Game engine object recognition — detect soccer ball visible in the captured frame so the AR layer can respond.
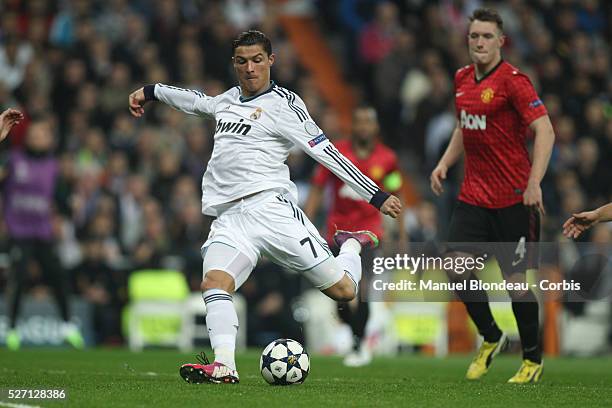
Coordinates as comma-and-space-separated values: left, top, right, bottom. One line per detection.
259, 338, 310, 385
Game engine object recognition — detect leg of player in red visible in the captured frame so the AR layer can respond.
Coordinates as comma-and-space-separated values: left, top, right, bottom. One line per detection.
431, 8, 554, 383
335, 231, 378, 366
304, 106, 404, 367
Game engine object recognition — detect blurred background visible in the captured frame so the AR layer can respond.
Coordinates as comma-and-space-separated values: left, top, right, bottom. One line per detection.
0, 0, 610, 356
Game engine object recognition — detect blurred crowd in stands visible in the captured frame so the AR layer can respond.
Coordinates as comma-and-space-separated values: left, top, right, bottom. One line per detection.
0, 0, 610, 345
319, 0, 611, 238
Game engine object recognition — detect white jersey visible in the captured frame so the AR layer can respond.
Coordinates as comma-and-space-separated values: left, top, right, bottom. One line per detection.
152, 82, 383, 216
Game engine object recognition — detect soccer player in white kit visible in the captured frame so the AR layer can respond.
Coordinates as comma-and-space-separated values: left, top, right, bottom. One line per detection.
128, 30, 401, 384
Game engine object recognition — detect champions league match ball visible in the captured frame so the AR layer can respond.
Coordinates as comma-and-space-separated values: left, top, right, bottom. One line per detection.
260, 338, 310, 385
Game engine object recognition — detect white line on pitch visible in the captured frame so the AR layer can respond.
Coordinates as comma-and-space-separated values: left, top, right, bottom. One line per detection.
0, 401, 43, 408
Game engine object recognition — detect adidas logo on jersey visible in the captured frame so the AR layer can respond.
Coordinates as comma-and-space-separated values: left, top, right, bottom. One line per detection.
215, 119, 252, 136
460, 109, 487, 130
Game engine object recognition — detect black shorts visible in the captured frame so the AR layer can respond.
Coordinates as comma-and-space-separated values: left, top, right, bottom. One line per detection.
447, 200, 540, 276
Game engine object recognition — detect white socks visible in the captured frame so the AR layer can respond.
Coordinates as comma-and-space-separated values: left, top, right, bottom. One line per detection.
203, 289, 238, 371
336, 238, 363, 290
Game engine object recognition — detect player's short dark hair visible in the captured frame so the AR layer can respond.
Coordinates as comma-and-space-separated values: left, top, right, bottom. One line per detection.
232, 30, 272, 56
469, 8, 504, 32
353, 104, 378, 122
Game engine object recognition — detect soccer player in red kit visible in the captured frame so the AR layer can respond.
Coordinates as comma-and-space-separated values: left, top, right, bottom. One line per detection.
305, 105, 404, 366
430, 8, 555, 383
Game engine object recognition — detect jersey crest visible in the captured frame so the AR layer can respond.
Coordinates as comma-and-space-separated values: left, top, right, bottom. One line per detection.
250, 107, 263, 120
481, 87, 495, 103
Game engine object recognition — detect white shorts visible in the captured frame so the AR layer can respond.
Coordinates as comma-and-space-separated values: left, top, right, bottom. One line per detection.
201, 190, 345, 290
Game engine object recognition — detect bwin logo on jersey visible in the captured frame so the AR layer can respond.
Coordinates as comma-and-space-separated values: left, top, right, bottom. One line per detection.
460, 109, 486, 130
215, 119, 252, 135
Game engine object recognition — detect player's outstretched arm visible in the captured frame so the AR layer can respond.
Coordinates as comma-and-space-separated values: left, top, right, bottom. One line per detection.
274, 91, 401, 216
430, 124, 463, 196
129, 84, 217, 118
0, 108, 24, 142
563, 203, 612, 239
128, 87, 148, 118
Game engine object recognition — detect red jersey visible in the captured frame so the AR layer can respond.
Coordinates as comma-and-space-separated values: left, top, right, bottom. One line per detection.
311, 139, 400, 242
454, 60, 547, 208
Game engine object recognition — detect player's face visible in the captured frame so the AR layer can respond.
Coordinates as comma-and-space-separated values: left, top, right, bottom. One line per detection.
352, 109, 379, 144
233, 44, 275, 97
467, 20, 504, 67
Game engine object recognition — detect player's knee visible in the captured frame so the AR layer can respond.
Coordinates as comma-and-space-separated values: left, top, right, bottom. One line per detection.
506, 272, 531, 300
322, 276, 356, 302
444, 251, 477, 281
507, 283, 532, 300
329, 286, 356, 302
201, 269, 235, 293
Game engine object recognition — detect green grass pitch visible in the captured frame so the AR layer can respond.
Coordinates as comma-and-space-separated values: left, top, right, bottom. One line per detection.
0, 349, 610, 407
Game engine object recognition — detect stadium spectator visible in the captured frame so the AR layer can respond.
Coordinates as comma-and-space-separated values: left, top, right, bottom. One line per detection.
2, 115, 84, 351
72, 237, 124, 345
0, 35, 33, 92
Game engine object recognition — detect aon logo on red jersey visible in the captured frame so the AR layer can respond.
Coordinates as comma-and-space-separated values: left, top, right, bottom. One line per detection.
460, 110, 487, 130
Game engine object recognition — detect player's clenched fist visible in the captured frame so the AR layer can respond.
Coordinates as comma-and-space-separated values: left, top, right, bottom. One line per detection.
128, 87, 147, 117
381, 195, 402, 218
430, 163, 448, 196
